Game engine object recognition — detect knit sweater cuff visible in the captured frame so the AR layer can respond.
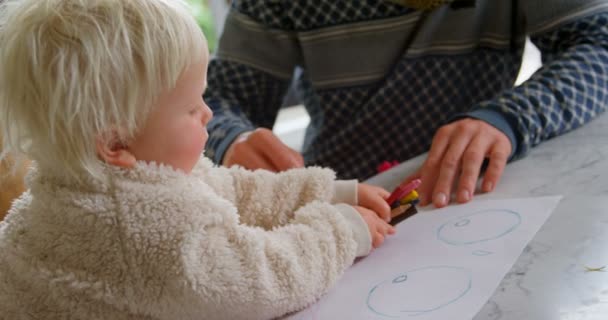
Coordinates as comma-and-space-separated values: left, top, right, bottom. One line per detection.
332, 180, 358, 205
334, 203, 372, 257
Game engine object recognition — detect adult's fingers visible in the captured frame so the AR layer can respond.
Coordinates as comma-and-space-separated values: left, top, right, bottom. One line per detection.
224, 135, 276, 171
481, 140, 510, 193
456, 135, 490, 203
249, 129, 304, 171
432, 129, 473, 208
223, 128, 303, 172
241, 151, 278, 172
418, 126, 452, 205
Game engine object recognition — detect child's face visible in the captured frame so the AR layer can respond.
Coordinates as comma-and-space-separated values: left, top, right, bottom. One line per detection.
127, 60, 212, 173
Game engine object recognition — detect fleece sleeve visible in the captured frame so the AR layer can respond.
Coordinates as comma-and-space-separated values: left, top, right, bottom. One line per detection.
225, 166, 360, 230
129, 196, 370, 320
178, 201, 368, 320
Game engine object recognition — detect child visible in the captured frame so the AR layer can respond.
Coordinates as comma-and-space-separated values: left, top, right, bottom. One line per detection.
0, 0, 395, 319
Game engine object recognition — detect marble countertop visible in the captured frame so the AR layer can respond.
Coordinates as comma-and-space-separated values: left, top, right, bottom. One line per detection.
366, 114, 608, 320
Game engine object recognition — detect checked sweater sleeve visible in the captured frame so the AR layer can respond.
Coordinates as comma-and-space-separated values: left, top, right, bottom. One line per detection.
469, 11, 608, 159
203, 60, 292, 164
203, 7, 299, 164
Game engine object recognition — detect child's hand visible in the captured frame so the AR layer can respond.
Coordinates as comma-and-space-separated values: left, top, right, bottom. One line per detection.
358, 183, 392, 222
354, 205, 396, 248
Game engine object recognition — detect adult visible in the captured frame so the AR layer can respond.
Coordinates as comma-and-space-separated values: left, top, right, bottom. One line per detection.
204, 0, 608, 207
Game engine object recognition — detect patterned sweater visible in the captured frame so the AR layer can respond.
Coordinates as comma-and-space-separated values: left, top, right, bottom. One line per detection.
0, 158, 370, 320
204, 0, 608, 179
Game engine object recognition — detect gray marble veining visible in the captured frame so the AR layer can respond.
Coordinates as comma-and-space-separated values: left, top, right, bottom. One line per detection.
366, 114, 608, 319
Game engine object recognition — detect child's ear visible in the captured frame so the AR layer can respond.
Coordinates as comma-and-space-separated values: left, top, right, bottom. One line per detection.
95, 134, 136, 168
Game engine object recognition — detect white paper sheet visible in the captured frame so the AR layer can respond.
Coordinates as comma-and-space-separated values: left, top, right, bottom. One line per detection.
287, 196, 562, 320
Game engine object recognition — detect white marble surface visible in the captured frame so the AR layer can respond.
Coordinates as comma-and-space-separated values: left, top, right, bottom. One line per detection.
366, 114, 608, 320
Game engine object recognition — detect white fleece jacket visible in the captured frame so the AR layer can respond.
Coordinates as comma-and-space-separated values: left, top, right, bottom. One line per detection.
0, 157, 371, 320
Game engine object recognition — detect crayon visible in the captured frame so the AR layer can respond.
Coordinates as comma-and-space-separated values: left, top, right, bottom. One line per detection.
391, 203, 412, 219
386, 179, 422, 206
389, 203, 417, 226
399, 190, 419, 205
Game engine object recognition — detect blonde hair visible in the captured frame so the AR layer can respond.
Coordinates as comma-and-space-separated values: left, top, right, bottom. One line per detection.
0, 0, 207, 181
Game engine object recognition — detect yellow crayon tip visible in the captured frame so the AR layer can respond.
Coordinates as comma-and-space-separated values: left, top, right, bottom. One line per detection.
400, 190, 419, 205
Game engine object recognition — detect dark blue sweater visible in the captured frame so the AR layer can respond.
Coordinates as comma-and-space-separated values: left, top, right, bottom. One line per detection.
204, 0, 608, 179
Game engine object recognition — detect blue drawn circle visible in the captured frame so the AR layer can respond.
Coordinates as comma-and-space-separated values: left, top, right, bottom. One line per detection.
454, 219, 471, 227
437, 209, 521, 246
472, 249, 493, 256
392, 275, 408, 283
367, 266, 472, 318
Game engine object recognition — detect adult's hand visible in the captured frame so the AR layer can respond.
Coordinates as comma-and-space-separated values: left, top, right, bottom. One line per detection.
222, 128, 304, 171
410, 118, 512, 208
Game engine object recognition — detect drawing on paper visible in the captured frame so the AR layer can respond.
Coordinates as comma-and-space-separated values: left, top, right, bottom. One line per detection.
285, 197, 562, 320
471, 250, 493, 256
366, 266, 472, 318
437, 209, 521, 246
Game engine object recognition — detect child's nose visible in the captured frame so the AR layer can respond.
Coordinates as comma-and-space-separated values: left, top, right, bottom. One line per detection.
202, 103, 213, 124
